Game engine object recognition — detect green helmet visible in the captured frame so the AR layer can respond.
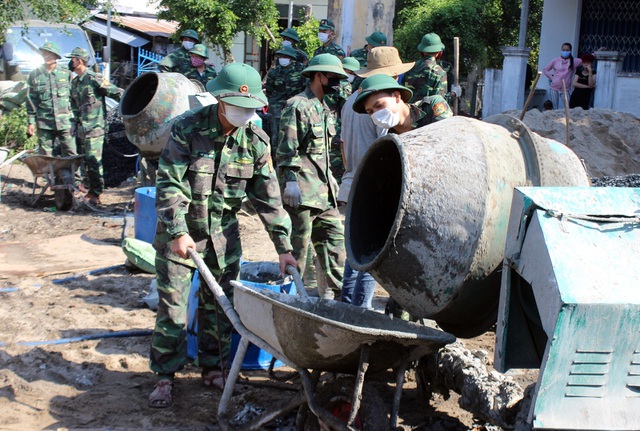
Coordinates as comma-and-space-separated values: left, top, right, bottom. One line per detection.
352, 74, 413, 114
65, 47, 90, 62
318, 19, 335, 31
275, 45, 297, 59
39, 41, 61, 59
206, 63, 267, 108
188, 44, 208, 58
341, 57, 360, 73
365, 31, 387, 48
180, 29, 200, 42
418, 33, 444, 53
280, 28, 300, 43
302, 54, 347, 78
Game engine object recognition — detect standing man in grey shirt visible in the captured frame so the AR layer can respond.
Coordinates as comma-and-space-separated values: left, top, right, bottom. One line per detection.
338, 46, 414, 307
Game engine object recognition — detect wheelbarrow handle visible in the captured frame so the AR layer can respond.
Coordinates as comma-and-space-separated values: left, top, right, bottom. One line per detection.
187, 248, 241, 326
285, 264, 309, 299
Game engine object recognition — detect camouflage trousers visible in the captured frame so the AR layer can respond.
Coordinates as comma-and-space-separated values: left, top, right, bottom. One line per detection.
36, 128, 76, 157
78, 135, 104, 196
268, 115, 281, 165
150, 252, 240, 378
288, 206, 345, 297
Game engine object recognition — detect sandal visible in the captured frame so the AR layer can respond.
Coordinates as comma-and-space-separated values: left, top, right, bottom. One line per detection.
201, 368, 226, 390
148, 379, 173, 408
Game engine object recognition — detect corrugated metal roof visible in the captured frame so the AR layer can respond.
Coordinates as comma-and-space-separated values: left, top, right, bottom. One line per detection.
83, 20, 150, 47
95, 14, 179, 38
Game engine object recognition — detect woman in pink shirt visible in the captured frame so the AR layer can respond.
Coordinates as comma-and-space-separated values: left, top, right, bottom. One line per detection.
543, 42, 582, 109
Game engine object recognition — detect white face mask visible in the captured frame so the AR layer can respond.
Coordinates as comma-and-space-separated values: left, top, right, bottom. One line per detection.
370, 107, 400, 129
182, 41, 195, 51
318, 32, 330, 44
222, 104, 255, 128
278, 57, 291, 67
346, 74, 355, 83
282, 40, 293, 47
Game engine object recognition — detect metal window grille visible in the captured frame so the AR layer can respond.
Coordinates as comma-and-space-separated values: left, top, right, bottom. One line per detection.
579, 0, 640, 73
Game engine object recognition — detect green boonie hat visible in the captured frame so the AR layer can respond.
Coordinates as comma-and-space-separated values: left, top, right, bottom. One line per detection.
302, 54, 347, 78
39, 42, 61, 59
180, 29, 200, 42
418, 33, 445, 53
206, 63, 267, 108
318, 19, 335, 31
365, 31, 387, 47
341, 57, 360, 72
280, 28, 300, 43
276, 45, 297, 59
65, 47, 90, 62
352, 74, 413, 114
188, 44, 208, 58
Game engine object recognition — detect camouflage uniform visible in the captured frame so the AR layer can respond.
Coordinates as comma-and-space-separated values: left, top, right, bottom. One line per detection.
151, 103, 293, 377
184, 66, 218, 86
350, 47, 368, 67
313, 42, 345, 59
26, 65, 76, 156
158, 47, 192, 74
402, 57, 448, 103
294, 48, 309, 65
391, 95, 452, 133
323, 80, 351, 183
276, 87, 346, 296
70, 70, 123, 196
264, 61, 306, 159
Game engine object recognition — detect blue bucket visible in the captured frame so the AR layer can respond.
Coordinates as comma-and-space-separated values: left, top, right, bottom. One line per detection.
186, 261, 294, 370
134, 187, 157, 244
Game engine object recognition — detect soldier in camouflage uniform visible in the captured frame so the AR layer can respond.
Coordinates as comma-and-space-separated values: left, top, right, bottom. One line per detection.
313, 19, 345, 59
280, 27, 309, 66
402, 33, 461, 104
26, 42, 77, 158
350, 31, 387, 68
158, 29, 200, 74
353, 74, 452, 132
183, 44, 217, 87
264, 45, 306, 162
276, 54, 347, 299
148, 63, 297, 409
67, 47, 124, 205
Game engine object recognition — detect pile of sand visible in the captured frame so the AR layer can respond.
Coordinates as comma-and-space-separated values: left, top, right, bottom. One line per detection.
507, 108, 640, 178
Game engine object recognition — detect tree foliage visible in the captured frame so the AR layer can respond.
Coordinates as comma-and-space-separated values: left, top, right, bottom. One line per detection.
394, 0, 543, 77
1, 0, 93, 41
157, 0, 280, 61
291, 13, 321, 59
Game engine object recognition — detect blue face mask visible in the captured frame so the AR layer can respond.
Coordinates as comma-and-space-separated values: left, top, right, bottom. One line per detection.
560, 51, 571, 58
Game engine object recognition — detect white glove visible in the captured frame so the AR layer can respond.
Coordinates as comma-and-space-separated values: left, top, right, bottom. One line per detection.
283, 181, 302, 208
451, 84, 462, 98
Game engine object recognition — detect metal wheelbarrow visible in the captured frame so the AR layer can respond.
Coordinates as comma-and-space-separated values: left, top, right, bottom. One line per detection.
188, 249, 456, 431
21, 154, 84, 210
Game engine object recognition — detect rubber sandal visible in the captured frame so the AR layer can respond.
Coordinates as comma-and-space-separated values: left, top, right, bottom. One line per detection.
148, 379, 173, 408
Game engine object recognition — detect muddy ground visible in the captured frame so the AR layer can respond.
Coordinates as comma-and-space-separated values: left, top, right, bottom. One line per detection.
0, 159, 538, 431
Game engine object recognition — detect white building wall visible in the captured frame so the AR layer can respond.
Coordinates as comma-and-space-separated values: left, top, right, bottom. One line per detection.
613, 75, 640, 117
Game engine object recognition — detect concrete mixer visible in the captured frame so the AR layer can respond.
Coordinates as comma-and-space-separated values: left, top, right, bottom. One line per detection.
345, 114, 591, 338
119, 72, 215, 185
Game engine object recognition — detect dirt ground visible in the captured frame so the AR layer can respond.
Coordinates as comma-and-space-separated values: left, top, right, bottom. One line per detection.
0, 160, 533, 431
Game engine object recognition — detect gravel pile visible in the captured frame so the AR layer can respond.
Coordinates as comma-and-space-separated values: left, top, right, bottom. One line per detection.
591, 174, 640, 187
104, 108, 138, 188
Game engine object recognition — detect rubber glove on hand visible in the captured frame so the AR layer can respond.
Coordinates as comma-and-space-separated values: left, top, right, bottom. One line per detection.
451, 84, 462, 98
283, 181, 302, 208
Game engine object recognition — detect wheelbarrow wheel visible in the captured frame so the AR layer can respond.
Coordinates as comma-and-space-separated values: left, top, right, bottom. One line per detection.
54, 189, 74, 211
54, 168, 74, 211
305, 377, 388, 431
